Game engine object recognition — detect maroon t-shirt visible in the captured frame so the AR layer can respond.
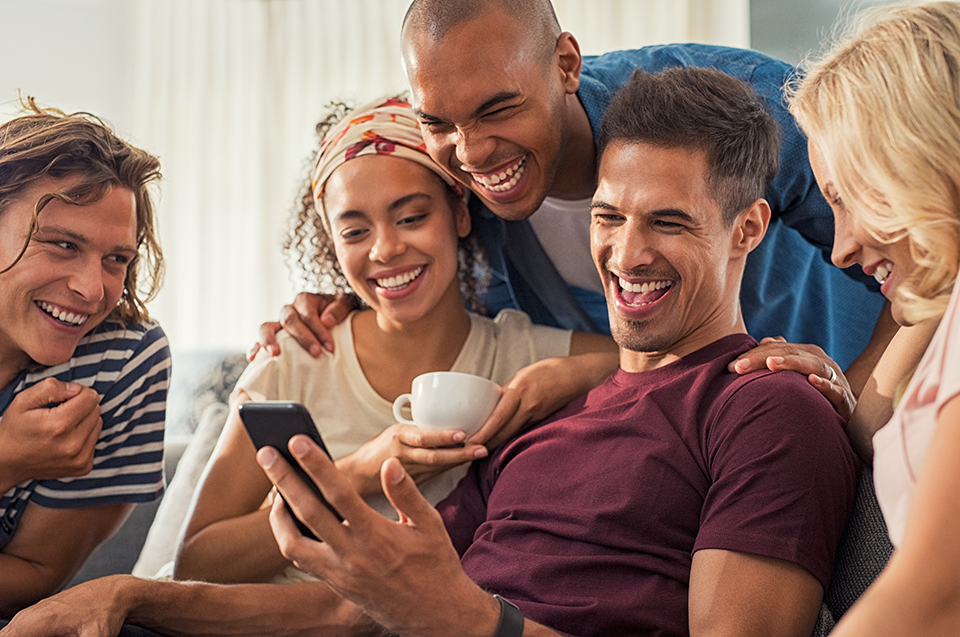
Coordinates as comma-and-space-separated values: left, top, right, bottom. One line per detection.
438, 334, 858, 637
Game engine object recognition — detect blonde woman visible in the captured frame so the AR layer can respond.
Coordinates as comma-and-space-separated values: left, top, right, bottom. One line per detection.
789, 2, 960, 634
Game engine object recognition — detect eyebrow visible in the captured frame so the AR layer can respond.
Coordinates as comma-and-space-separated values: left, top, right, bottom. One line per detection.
36, 225, 138, 254
389, 192, 433, 211
589, 200, 698, 224
589, 200, 617, 211
415, 91, 521, 124
649, 208, 697, 224
332, 192, 435, 224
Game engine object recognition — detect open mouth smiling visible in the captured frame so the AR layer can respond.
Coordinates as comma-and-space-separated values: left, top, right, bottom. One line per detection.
37, 300, 90, 326
617, 277, 674, 307
470, 157, 526, 194
873, 261, 892, 285
374, 266, 425, 292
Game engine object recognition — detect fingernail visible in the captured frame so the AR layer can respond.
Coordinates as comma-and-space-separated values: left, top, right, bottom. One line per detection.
768, 356, 785, 365
65, 382, 81, 393
322, 341, 334, 353
473, 447, 489, 459
291, 436, 311, 457
310, 344, 322, 357
452, 431, 465, 442
258, 447, 278, 468
385, 458, 405, 484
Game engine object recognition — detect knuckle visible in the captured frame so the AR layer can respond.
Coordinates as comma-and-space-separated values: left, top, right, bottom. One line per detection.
279, 305, 297, 325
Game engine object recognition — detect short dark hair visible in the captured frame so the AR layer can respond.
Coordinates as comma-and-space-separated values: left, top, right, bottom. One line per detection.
0, 97, 163, 323
599, 67, 781, 225
402, 0, 561, 65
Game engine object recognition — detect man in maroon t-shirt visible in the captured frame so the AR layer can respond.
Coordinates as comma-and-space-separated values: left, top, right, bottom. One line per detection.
255, 67, 858, 637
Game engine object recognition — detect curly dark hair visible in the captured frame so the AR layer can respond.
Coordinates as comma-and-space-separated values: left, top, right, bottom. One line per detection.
283, 97, 487, 313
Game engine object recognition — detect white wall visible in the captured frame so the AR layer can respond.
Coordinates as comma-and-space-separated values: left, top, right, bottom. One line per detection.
0, 0, 135, 134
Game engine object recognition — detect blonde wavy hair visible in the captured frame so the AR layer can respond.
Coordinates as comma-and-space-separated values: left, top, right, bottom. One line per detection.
788, 1, 960, 324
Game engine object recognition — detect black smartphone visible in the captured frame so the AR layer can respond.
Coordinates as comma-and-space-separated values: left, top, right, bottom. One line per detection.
238, 401, 344, 540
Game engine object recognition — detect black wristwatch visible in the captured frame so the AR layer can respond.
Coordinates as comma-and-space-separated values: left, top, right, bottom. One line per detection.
493, 595, 524, 637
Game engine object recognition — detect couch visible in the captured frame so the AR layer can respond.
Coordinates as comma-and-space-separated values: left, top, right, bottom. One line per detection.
68, 351, 895, 636
68, 350, 249, 585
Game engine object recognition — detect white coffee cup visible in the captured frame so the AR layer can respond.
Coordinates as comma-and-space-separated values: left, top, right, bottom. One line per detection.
392, 371, 502, 438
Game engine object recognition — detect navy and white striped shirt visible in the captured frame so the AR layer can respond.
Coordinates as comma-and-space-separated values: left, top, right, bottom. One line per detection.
0, 319, 170, 548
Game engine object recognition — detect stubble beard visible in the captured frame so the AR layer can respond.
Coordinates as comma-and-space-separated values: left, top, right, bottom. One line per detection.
610, 315, 673, 354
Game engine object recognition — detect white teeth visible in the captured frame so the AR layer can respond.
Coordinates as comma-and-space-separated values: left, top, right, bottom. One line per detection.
618, 277, 672, 294
874, 264, 891, 285
37, 301, 89, 326
472, 158, 525, 193
376, 266, 424, 290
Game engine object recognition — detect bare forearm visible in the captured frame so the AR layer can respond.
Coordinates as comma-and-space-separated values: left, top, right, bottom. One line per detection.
0, 552, 61, 619
832, 554, 960, 637
118, 576, 376, 637
567, 351, 620, 391
843, 301, 897, 398
175, 508, 289, 584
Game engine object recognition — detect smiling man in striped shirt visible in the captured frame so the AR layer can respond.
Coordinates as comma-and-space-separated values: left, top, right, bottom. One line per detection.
0, 100, 170, 617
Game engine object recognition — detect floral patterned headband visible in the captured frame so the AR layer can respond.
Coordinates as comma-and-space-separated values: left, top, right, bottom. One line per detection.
310, 97, 462, 232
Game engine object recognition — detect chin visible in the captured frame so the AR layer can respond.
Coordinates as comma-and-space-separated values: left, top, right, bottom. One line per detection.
890, 304, 914, 328
468, 181, 544, 221
29, 346, 80, 368
611, 319, 671, 353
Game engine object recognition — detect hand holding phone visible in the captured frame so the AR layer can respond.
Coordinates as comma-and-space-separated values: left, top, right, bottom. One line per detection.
238, 401, 343, 540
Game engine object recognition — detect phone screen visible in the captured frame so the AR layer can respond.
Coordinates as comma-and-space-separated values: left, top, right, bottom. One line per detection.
238, 401, 344, 540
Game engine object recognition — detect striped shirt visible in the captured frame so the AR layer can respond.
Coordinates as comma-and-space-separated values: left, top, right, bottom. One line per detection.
0, 320, 170, 548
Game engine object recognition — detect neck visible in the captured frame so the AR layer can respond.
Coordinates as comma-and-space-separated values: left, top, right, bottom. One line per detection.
548, 94, 597, 201
0, 339, 30, 391
353, 284, 473, 396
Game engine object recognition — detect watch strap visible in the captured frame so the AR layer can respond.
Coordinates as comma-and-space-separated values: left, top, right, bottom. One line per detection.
493, 594, 524, 637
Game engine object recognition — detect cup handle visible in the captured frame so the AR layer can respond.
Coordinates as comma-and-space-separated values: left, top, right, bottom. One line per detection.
392, 394, 415, 424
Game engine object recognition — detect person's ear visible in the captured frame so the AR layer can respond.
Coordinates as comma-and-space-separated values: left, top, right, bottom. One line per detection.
556, 32, 582, 94
729, 198, 770, 257
454, 196, 471, 239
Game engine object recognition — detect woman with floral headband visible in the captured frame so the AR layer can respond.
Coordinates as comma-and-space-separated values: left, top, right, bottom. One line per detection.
172, 97, 617, 585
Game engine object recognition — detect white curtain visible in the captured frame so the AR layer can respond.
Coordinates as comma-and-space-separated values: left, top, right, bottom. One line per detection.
133, 0, 749, 353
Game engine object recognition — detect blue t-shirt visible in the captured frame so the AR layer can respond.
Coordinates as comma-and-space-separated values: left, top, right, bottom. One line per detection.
470, 44, 885, 370
0, 320, 170, 548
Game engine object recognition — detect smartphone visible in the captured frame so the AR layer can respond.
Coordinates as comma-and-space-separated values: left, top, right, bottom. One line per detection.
238, 401, 344, 540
